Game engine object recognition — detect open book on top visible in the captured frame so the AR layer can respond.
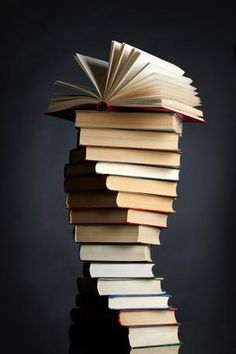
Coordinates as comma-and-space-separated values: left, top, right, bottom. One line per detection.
47, 40, 204, 122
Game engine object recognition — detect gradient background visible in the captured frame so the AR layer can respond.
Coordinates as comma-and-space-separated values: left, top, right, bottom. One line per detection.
1, 2, 235, 353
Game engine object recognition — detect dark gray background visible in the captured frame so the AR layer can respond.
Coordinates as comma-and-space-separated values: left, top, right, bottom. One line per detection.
1, 2, 235, 353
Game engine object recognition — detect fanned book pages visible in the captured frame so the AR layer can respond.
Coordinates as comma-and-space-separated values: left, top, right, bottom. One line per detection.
47, 40, 204, 122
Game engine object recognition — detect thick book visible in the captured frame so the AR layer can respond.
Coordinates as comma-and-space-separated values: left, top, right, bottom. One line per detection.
117, 192, 175, 213
69, 315, 180, 354
128, 325, 180, 348
119, 309, 177, 326
96, 162, 179, 181
70, 307, 176, 327
65, 174, 177, 196
86, 146, 181, 168
66, 191, 117, 209
75, 293, 108, 309
97, 278, 164, 295
69, 146, 86, 163
69, 208, 168, 228
108, 294, 171, 310
77, 277, 164, 296
64, 175, 107, 192
47, 40, 203, 122
74, 224, 160, 245
80, 128, 180, 151
75, 288, 171, 310
88, 263, 156, 278
75, 111, 182, 133
106, 175, 177, 197
66, 191, 175, 213
79, 244, 152, 262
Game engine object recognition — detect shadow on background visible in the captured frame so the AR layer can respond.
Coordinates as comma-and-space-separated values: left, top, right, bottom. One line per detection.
68, 293, 129, 354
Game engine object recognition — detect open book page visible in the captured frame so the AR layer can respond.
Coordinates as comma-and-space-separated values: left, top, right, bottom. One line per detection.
113, 71, 196, 94
110, 88, 200, 107
74, 54, 108, 97
105, 43, 193, 101
160, 98, 203, 117
115, 42, 189, 91
55, 80, 100, 98
111, 76, 199, 101
113, 79, 198, 100
47, 40, 204, 122
110, 78, 201, 107
130, 60, 192, 83
47, 95, 98, 113
105, 41, 122, 93
105, 43, 149, 99
106, 51, 143, 99
105, 42, 135, 96
125, 42, 185, 76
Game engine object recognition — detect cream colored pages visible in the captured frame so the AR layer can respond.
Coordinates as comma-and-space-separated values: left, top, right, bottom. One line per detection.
111, 84, 200, 107
105, 40, 122, 93
96, 162, 180, 181
106, 42, 193, 100
121, 70, 194, 92
112, 75, 197, 97
74, 53, 108, 97
105, 42, 136, 97
47, 96, 97, 112
123, 41, 185, 76
55, 80, 99, 98
106, 49, 148, 99
48, 40, 203, 121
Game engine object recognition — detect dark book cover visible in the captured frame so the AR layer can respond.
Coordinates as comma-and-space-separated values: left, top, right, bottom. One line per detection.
75, 293, 108, 309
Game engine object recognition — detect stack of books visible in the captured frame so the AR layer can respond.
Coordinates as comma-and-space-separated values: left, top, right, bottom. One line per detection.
47, 40, 204, 352
66, 111, 181, 350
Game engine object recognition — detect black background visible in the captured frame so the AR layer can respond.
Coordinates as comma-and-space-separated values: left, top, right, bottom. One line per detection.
1, 2, 235, 353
